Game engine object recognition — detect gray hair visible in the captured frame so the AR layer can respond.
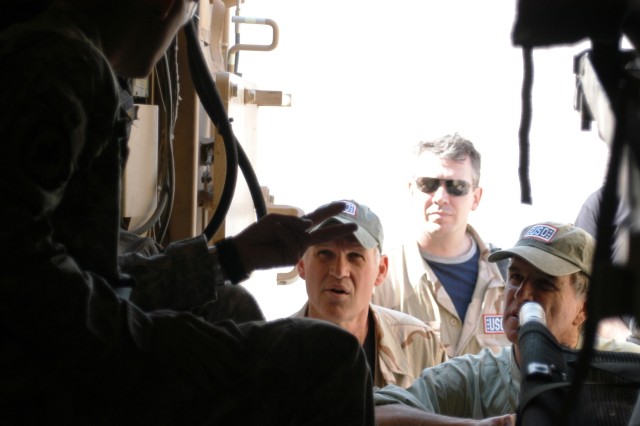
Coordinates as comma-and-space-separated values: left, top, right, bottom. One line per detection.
413, 133, 482, 186
571, 271, 589, 300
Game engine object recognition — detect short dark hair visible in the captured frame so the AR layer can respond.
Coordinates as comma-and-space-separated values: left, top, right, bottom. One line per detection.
413, 133, 482, 187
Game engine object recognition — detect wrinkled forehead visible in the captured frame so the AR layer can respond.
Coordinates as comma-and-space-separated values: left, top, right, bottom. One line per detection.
313, 235, 363, 249
508, 256, 554, 278
508, 256, 578, 290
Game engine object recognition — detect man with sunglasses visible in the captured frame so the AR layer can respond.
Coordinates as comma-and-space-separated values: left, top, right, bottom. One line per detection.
373, 133, 510, 358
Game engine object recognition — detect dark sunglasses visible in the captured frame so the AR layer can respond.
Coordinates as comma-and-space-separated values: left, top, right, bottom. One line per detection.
415, 177, 472, 197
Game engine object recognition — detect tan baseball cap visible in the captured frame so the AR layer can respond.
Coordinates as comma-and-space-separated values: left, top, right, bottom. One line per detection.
488, 222, 595, 276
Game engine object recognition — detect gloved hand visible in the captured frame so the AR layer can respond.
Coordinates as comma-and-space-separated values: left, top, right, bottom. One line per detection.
228, 201, 357, 274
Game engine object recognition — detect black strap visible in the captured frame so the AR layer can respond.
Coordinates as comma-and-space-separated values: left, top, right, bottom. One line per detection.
588, 362, 640, 383
519, 360, 640, 414
519, 382, 570, 413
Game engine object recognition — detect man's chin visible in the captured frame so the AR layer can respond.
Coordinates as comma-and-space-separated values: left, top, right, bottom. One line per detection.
505, 330, 519, 345
503, 318, 520, 344
424, 220, 444, 229
427, 213, 456, 223
423, 222, 450, 236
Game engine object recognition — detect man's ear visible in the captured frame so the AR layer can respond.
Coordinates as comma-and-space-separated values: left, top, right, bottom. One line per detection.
471, 186, 483, 211
573, 300, 587, 328
374, 254, 389, 287
296, 259, 306, 280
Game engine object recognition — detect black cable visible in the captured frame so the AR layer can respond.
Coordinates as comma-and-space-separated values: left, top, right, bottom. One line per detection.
518, 47, 533, 205
184, 14, 267, 223
183, 18, 267, 242
184, 19, 238, 241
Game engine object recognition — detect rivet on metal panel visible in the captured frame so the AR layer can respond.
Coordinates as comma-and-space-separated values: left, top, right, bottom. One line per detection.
244, 88, 256, 104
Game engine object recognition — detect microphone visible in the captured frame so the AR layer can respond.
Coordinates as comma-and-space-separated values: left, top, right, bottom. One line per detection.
519, 301, 546, 325
517, 302, 640, 425
517, 302, 569, 426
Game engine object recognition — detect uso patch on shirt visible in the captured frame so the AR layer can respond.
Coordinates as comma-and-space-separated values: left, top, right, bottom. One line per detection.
483, 314, 504, 334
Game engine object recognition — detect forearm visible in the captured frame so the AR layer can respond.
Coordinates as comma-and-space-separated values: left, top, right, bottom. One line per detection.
123, 235, 221, 311
376, 405, 475, 426
376, 405, 515, 426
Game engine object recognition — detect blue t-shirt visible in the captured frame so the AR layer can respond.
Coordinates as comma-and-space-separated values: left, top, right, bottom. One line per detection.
423, 241, 479, 322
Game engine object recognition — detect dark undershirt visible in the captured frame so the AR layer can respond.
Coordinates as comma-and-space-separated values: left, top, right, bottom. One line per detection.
362, 310, 376, 381
423, 238, 479, 322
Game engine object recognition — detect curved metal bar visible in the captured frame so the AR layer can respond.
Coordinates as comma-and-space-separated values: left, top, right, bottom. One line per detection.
227, 17, 279, 73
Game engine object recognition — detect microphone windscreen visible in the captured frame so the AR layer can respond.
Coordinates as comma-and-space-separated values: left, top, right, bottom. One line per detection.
520, 302, 546, 326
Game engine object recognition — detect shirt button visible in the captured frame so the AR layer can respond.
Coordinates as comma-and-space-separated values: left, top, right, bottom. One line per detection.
449, 318, 458, 326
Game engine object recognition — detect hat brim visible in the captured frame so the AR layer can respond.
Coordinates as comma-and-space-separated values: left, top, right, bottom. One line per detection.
488, 246, 581, 277
314, 218, 379, 250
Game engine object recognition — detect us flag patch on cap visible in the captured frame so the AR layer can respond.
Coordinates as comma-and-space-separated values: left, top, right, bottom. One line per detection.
483, 314, 503, 334
523, 224, 558, 242
343, 201, 357, 216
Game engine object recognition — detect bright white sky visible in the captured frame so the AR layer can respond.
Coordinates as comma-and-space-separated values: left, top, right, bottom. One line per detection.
223, 0, 611, 319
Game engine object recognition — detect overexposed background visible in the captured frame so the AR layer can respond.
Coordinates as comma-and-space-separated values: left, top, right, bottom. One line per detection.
223, 0, 611, 319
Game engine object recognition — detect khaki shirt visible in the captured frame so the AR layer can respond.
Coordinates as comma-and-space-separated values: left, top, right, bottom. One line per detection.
372, 225, 510, 358
292, 303, 447, 388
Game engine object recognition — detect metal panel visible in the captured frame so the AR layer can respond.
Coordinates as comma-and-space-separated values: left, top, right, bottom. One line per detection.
122, 104, 159, 231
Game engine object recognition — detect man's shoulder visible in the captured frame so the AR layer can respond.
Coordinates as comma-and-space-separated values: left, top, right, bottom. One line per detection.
467, 225, 501, 256
466, 224, 489, 243
384, 241, 412, 259
385, 240, 423, 270
379, 242, 421, 286
289, 303, 308, 318
371, 305, 444, 363
1, 10, 93, 56
443, 346, 513, 370
0, 11, 114, 108
482, 239, 509, 282
372, 304, 432, 330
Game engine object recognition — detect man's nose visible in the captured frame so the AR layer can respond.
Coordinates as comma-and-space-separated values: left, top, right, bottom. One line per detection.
515, 281, 534, 302
432, 183, 449, 203
330, 254, 349, 278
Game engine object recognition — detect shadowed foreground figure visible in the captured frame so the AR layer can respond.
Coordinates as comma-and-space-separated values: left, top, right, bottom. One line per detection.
0, 0, 374, 424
